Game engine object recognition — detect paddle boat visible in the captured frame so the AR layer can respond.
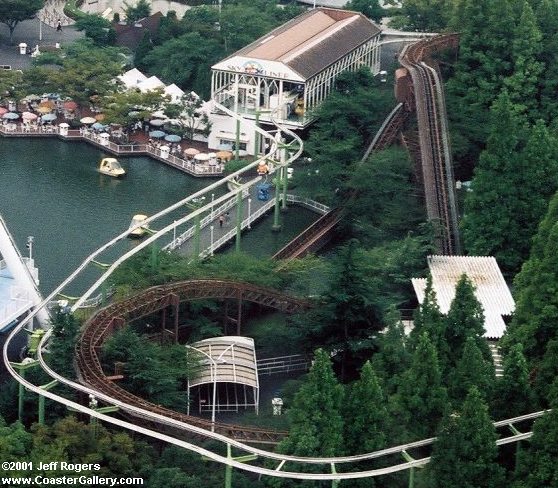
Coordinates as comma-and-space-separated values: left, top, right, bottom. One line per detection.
99, 157, 126, 177
128, 214, 150, 238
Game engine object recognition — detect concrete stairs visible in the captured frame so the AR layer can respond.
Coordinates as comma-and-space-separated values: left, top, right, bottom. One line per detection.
489, 342, 504, 378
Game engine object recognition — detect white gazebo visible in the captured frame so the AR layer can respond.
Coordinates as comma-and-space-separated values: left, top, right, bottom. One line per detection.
209, 7, 381, 148
186, 336, 260, 421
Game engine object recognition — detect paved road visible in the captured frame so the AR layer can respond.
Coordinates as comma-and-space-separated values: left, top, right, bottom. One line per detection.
0, 17, 83, 70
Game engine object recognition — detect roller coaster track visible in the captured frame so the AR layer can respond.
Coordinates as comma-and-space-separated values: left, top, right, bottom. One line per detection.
75, 280, 309, 444
2, 36, 547, 481
399, 34, 461, 254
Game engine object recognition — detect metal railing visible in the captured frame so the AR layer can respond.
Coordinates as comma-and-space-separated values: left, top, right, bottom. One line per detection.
257, 354, 310, 375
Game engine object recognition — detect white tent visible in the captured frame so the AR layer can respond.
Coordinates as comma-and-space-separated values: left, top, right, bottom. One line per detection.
164, 84, 185, 102
117, 68, 148, 89
137, 76, 165, 93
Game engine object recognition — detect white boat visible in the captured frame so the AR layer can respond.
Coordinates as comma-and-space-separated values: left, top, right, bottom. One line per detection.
99, 157, 126, 177
128, 214, 149, 238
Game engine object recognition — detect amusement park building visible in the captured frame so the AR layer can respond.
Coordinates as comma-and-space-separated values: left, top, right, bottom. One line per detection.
208, 7, 382, 153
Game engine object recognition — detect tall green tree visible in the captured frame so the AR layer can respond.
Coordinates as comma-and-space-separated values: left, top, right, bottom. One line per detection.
123, 0, 151, 24
492, 344, 535, 419
277, 349, 344, 458
397, 0, 456, 31
514, 380, 558, 487
534, 339, 558, 405
461, 90, 525, 272
74, 14, 116, 46
449, 337, 495, 406
504, 190, 558, 364
344, 361, 388, 455
410, 275, 448, 364
0, 0, 43, 45
445, 274, 488, 366
503, 1, 543, 119
426, 387, 504, 488
391, 333, 447, 441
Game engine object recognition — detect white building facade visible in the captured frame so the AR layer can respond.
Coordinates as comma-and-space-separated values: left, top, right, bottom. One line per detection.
208, 8, 382, 153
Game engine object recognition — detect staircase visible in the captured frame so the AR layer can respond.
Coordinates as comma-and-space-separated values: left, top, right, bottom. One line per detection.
489, 342, 504, 378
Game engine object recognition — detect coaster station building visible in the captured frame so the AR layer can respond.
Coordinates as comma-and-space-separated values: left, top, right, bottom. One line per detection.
208, 7, 382, 153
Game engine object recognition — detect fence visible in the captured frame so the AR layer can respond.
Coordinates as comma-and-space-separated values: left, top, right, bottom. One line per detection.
257, 354, 310, 375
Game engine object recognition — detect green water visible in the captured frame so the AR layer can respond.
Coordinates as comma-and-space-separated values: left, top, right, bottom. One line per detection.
0, 138, 220, 294
0, 138, 319, 295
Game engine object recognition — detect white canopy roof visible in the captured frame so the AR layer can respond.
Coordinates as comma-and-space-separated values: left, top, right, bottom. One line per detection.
137, 75, 165, 92
164, 84, 185, 102
118, 68, 148, 89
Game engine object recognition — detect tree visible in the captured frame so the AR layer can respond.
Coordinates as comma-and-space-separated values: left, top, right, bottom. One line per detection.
0, 0, 43, 45
461, 90, 524, 271
503, 1, 542, 119
51, 40, 125, 105
344, 0, 384, 22
101, 88, 169, 127
396, 0, 455, 31
492, 344, 535, 419
164, 92, 212, 141
449, 337, 495, 406
344, 361, 388, 454
391, 333, 447, 441
277, 349, 344, 458
140, 33, 222, 98
445, 274, 488, 366
74, 14, 116, 46
410, 275, 448, 363
427, 387, 504, 488
123, 0, 151, 24
534, 339, 558, 405
504, 190, 558, 365
514, 379, 558, 487
47, 308, 81, 379
0, 69, 23, 99
370, 309, 411, 395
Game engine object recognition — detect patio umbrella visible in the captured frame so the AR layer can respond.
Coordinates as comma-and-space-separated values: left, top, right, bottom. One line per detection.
37, 106, 53, 114
80, 116, 96, 124
216, 150, 233, 161
149, 130, 166, 139
91, 122, 106, 130
149, 119, 166, 127
41, 113, 57, 122
0, 107, 9, 116
63, 100, 77, 111
164, 134, 181, 143
184, 147, 200, 156
39, 100, 55, 109
128, 111, 141, 118
21, 111, 38, 120
95, 113, 105, 121
2, 112, 19, 120
193, 153, 210, 162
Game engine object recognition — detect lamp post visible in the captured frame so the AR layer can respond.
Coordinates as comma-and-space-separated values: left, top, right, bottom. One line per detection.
27, 236, 34, 260
189, 196, 206, 259
210, 225, 214, 255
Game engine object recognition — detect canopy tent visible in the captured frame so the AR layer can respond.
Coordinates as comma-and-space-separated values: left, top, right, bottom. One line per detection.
117, 68, 148, 89
164, 83, 185, 102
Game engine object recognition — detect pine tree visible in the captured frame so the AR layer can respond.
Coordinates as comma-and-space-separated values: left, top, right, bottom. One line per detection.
277, 349, 344, 458
410, 275, 448, 366
427, 387, 505, 488
514, 379, 558, 487
534, 339, 558, 405
504, 190, 558, 364
371, 309, 411, 396
449, 337, 495, 406
461, 90, 527, 272
504, 0, 543, 119
392, 333, 448, 441
445, 274, 488, 367
344, 361, 388, 455
492, 344, 535, 419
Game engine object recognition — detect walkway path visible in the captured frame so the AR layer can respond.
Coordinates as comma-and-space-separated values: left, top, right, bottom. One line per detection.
166, 190, 330, 259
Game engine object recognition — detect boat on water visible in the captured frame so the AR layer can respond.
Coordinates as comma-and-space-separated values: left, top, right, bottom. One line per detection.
99, 158, 126, 177
128, 214, 149, 238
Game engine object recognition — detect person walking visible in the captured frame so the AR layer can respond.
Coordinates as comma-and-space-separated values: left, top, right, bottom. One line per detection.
56, 19, 62, 32
219, 214, 224, 228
